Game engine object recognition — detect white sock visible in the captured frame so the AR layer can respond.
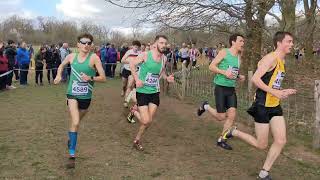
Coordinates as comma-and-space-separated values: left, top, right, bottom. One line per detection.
259, 169, 269, 178
204, 104, 209, 110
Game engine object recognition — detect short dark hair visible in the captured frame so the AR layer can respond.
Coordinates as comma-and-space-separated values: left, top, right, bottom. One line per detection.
273, 31, 293, 48
132, 40, 141, 47
77, 33, 94, 42
40, 46, 46, 51
229, 33, 244, 46
154, 35, 168, 42
7, 40, 15, 45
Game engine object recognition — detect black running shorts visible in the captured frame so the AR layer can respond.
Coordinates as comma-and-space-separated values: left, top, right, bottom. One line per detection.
214, 85, 237, 113
121, 69, 131, 79
247, 102, 283, 124
136, 92, 160, 107
66, 95, 91, 110
181, 57, 190, 67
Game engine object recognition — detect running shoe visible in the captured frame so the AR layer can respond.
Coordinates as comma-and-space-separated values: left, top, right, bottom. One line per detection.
133, 140, 144, 151
217, 140, 233, 150
127, 112, 136, 123
257, 175, 272, 180
123, 101, 128, 108
197, 101, 208, 116
222, 126, 237, 140
66, 156, 76, 169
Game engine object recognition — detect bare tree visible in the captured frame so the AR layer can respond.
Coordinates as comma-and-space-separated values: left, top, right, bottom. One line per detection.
302, 0, 317, 59
106, 0, 278, 70
243, 0, 275, 71
278, 0, 297, 33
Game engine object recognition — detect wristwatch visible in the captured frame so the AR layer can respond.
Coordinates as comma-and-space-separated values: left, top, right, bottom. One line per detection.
90, 76, 94, 81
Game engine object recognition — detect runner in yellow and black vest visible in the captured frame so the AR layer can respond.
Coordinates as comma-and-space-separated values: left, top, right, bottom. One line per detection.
221, 32, 297, 180
54, 33, 106, 169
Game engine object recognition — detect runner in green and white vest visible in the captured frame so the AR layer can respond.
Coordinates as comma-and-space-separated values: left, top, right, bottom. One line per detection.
54, 33, 106, 168
129, 35, 174, 151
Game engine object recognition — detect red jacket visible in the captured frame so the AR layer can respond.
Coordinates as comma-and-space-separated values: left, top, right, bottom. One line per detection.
0, 55, 8, 72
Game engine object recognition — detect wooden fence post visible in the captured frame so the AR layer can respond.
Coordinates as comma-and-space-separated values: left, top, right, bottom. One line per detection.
181, 67, 187, 99
248, 71, 253, 103
313, 80, 320, 149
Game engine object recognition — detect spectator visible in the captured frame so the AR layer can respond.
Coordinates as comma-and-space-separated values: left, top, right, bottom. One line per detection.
199, 47, 203, 55
106, 44, 117, 78
99, 44, 107, 73
52, 45, 61, 73
119, 43, 129, 77
59, 43, 70, 82
145, 44, 151, 51
28, 44, 34, 69
207, 47, 214, 63
34, 47, 46, 86
164, 44, 174, 72
16, 42, 30, 86
0, 42, 8, 91
5, 40, 17, 89
45, 45, 56, 84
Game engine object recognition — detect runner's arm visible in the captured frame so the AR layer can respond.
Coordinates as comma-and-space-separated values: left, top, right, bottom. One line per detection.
209, 49, 227, 74
130, 52, 146, 82
93, 54, 106, 82
251, 55, 278, 95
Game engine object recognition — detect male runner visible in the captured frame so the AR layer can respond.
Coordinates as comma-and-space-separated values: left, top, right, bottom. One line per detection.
189, 43, 200, 69
54, 33, 106, 168
222, 32, 296, 180
179, 43, 190, 70
197, 33, 245, 150
121, 40, 141, 108
129, 35, 174, 151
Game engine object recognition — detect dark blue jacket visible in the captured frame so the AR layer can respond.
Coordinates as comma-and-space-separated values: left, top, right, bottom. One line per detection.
16, 48, 30, 65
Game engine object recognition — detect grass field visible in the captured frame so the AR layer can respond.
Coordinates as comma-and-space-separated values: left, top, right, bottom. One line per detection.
1, 72, 320, 179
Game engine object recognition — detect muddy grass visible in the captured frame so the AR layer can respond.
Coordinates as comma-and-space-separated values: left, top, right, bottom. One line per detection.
0, 77, 320, 179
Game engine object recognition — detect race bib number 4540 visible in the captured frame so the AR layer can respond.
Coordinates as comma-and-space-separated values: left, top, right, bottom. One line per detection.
272, 71, 285, 89
72, 82, 89, 95
145, 73, 159, 87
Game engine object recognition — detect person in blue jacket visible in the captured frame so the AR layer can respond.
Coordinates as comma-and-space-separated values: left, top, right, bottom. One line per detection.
16, 42, 30, 85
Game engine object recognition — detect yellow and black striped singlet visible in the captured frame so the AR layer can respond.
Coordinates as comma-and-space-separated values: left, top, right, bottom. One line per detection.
255, 52, 285, 107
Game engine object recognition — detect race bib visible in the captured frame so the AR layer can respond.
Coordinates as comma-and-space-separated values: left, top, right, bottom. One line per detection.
145, 73, 159, 87
272, 71, 285, 89
228, 66, 239, 79
72, 81, 89, 95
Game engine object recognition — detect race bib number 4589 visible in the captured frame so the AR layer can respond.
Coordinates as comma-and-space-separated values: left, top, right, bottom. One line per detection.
72, 82, 89, 95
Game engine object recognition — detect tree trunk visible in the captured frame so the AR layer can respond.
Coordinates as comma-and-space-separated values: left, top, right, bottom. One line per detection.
303, 0, 317, 60
243, 0, 275, 72
279, 0, 297, 33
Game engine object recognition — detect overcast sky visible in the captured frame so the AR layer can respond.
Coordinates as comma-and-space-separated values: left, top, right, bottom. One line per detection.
0, 0, 143, 34
0, 0, 318, 33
